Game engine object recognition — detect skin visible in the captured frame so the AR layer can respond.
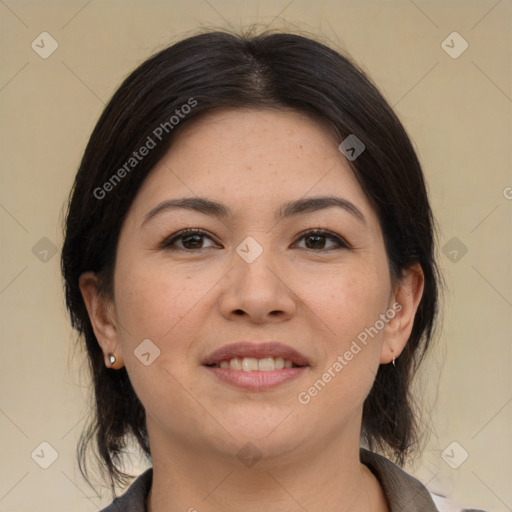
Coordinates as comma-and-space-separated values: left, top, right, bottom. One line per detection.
80, 108, 424, 512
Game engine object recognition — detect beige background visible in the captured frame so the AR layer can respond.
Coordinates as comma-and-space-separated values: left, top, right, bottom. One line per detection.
0, 1, 511, 511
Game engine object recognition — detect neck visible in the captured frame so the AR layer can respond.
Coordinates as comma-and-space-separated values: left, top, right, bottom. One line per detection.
145, 420, 389, 512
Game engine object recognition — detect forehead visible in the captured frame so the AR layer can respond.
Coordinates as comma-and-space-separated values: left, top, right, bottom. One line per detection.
170, 107, 339, 168
127, 108, 376, 224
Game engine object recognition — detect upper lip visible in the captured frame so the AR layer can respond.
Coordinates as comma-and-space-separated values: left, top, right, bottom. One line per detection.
202, 342, 309, 367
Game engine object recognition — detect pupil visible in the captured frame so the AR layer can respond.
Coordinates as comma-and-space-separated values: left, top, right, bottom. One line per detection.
183, 234, 202, 249
306, 235, 325, 249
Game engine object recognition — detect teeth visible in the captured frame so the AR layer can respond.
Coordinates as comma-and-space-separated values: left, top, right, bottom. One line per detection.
229, 357, 243, 370
242, 357, 259, 371
258, 357, 275, 371
216, 356, 296, 371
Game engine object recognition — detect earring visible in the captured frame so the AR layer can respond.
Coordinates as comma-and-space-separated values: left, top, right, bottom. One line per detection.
392, 357, 396, 367
108, 353, 116, 365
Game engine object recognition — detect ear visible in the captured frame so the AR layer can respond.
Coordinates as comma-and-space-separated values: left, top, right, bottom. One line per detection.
380, 263, 425, 364
79, 272, 124, 369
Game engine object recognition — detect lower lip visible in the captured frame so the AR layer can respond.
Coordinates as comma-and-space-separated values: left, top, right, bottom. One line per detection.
204, 366, 308, 391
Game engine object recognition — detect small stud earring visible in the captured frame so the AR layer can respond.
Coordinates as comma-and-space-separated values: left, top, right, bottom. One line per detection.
108, 354, 116, 365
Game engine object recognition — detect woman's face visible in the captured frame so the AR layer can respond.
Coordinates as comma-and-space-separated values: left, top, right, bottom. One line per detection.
89, 108, 418, 465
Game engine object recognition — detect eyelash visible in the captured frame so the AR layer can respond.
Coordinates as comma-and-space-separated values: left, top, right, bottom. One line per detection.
159, 228, 220, 251
159, 228, 351, 252
294, 228, 351, 251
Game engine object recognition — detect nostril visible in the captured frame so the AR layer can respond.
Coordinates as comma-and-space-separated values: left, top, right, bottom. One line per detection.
234, 309, 245, 315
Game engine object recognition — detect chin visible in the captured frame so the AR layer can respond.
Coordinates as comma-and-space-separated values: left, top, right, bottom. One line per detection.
215, 414, 309, 460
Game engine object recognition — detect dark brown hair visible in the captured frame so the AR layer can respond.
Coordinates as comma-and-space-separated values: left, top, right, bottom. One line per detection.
61, 28, 440, 495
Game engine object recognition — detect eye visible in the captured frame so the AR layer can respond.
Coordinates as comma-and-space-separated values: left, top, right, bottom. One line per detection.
160, 229, 220, 251
293, 229, 350, 251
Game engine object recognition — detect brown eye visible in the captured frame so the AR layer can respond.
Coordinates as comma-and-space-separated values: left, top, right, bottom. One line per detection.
305, 234, 327, 249
181, 233, 205, 249
160, 229, 220, 251
294, 230, 349, 251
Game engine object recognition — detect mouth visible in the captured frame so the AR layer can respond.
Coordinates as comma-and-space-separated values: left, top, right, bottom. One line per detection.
202, 342, 310, 391
206, 356, 303, 371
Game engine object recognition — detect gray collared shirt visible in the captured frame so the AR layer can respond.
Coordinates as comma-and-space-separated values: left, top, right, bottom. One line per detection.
100, 449, 440, 511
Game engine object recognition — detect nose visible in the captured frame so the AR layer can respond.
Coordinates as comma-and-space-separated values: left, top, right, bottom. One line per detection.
218, 248, 297, 324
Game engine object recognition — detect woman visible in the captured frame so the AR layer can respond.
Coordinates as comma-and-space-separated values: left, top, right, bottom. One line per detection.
61, 30, 441, 511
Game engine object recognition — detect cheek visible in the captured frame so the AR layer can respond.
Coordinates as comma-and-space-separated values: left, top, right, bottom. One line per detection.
113, 258, 221, 351
293, 263, 389, 405
111, 260, 219, 412
294, 261, 390, 345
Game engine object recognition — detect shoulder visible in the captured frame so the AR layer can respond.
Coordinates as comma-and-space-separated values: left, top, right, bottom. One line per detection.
99, 467, 153, 512
360, 449, 439, 511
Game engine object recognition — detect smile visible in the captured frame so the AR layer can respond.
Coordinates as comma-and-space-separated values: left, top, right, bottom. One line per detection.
202, 342, 310, 390
207, 356, 302, 371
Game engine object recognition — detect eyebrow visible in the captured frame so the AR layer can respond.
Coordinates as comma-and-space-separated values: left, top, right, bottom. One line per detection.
142, 196, 366, 227
279, 196, 366, 225
142, 197, 230, 226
